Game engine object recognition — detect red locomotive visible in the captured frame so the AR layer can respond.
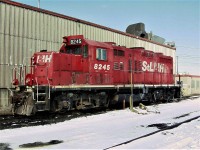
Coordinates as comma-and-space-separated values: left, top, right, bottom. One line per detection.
11, 35, 180, 115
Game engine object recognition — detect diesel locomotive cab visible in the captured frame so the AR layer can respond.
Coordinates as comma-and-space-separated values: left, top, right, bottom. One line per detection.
60, 35, 88, 57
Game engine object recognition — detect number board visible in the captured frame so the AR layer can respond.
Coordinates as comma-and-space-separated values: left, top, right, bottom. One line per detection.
70, 39, 82, 45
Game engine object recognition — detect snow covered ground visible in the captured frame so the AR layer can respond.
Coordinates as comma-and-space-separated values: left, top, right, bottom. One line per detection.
0, 97, 200, 149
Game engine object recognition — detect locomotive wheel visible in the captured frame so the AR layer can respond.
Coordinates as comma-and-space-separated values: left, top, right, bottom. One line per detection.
50, 95, 72, 113
58, 101, 71, 113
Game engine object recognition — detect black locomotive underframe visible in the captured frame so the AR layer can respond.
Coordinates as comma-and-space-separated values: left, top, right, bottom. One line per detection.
12, 85, 181, 115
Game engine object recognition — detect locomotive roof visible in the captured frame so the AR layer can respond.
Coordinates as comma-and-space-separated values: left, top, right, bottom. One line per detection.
84, 39, 113, 49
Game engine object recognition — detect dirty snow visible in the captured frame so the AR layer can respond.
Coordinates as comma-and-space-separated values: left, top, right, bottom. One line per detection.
0, 97, 200, 149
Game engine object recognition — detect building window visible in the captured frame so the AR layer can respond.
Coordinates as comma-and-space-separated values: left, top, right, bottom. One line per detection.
96, 48, 107, 60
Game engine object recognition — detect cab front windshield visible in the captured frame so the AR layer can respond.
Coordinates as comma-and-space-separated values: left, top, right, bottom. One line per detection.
64, 45, 88, 58
66, 46, 82, 55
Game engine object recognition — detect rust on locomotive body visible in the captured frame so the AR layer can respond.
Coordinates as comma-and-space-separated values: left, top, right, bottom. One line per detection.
10, 35, 180, 116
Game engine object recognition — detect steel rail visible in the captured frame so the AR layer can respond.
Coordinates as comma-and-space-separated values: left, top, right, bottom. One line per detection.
104, 115, 200, 150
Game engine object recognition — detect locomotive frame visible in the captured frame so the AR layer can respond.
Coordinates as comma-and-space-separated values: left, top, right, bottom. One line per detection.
11, 35, 180, 115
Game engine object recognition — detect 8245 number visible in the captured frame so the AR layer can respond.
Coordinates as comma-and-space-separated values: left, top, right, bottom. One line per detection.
94, 64, 110, 70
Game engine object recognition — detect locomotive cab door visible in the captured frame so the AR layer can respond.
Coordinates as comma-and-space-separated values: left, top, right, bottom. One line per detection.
65, 44, 89, 84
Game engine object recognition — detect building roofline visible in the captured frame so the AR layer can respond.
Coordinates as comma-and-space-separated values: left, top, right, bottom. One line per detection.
0, 0, 176, 50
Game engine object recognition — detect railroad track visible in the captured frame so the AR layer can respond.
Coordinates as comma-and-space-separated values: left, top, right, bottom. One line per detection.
0, 95, 199, 150
103, 95, 200, 150
104, 114, 200, 150
0, 109, 108, 130
0, 95, 199, 130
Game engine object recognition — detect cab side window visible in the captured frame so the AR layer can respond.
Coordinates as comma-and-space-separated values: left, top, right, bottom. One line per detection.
96, 48, 107, 60
114, 49, 124, 57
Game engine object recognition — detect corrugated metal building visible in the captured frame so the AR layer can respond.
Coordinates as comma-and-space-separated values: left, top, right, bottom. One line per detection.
176, 75, 200, 96
0, 0, 176, 113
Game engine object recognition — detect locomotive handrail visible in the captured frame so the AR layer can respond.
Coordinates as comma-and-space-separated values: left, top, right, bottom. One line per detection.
47, 78, 51, 100
7, 87, 13, 97
46, 52, 53, 100
12, 65, 21, 85
46, 65, 51, 100
11, 64, 27, 85
20, 64, 25, 85
32, 90, 35, 100
22, 57, 32, 84
31, 64, 38, 102
34, 77, 39, 102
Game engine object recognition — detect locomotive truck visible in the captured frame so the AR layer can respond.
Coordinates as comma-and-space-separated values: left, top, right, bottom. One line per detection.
11, 35, 180, 115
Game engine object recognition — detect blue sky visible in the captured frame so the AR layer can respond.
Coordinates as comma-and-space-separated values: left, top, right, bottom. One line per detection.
14, 0, 200, 75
